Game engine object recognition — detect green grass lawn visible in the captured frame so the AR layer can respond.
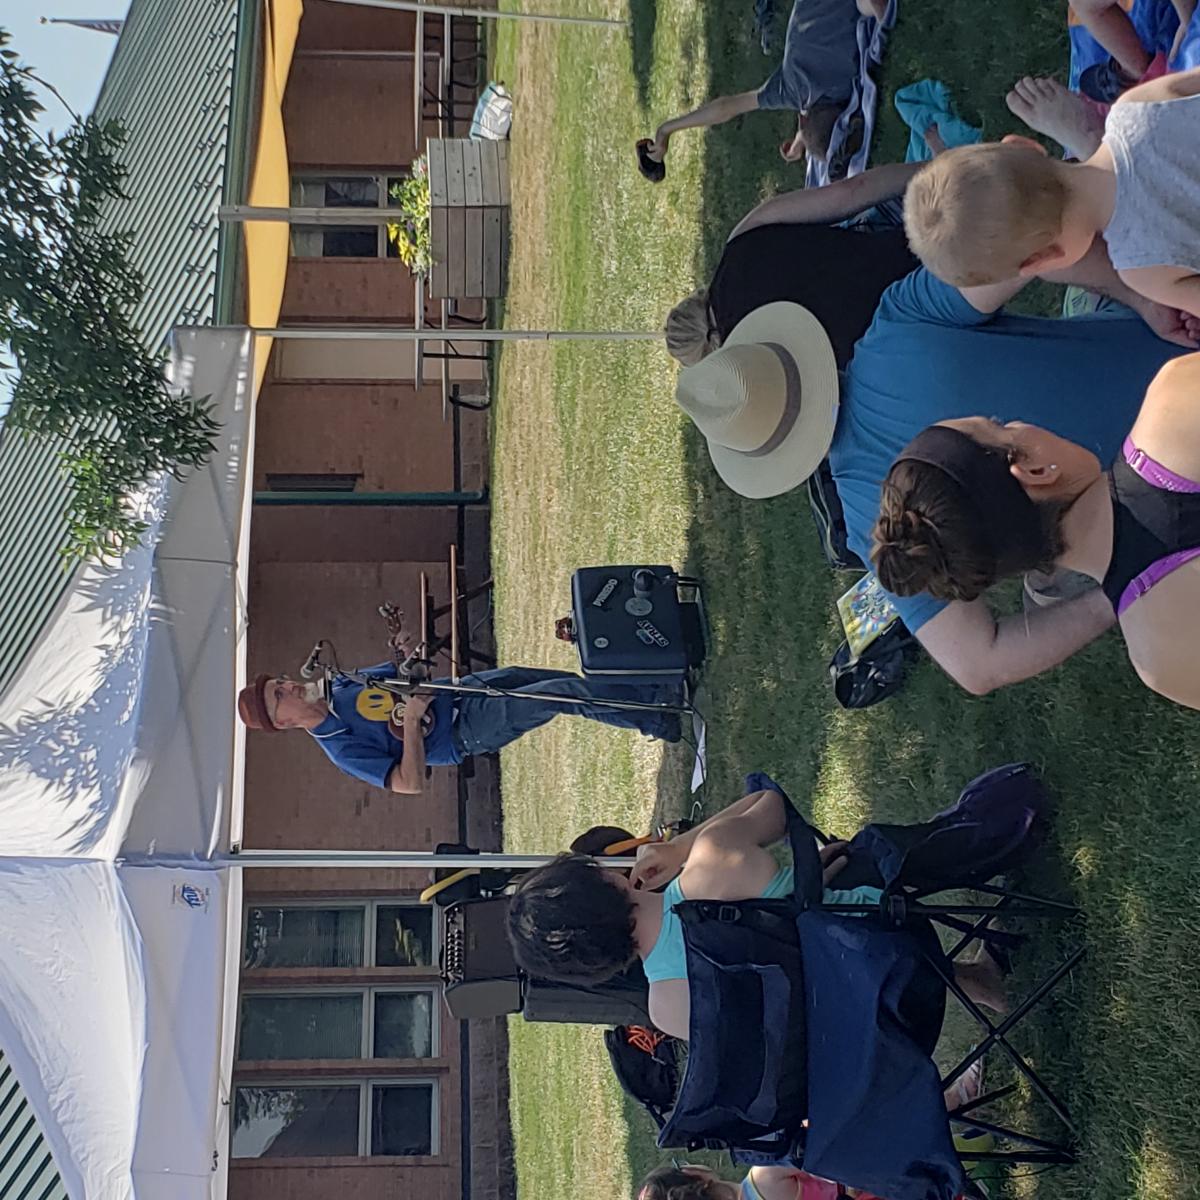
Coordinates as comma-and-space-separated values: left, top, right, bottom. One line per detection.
490, 3, 1200, 1199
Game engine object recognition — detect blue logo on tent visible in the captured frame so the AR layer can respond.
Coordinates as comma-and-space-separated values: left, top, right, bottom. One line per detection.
179, 884, 205, 909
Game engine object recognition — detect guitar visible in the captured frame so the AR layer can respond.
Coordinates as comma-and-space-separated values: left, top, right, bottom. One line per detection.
376, 602, 436, 739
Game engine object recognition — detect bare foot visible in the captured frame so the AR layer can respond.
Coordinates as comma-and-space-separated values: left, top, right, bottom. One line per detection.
923, 121, 947, 156
944, 1059, 985, 1112
955, 949, 1009, 1015
1005, 75, 1105, 161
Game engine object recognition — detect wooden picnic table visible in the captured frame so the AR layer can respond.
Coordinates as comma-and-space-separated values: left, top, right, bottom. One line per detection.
418, 544, 495, 681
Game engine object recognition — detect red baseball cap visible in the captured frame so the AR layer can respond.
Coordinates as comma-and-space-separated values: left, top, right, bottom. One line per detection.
237, 673, 279, 732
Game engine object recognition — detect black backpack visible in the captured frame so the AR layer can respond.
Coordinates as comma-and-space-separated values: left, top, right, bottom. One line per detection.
806, 460, 864, 571
828, 620, 920, 709
603, 1025, 682, 1126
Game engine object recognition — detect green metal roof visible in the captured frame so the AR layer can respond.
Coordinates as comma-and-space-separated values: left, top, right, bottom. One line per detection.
0, 1, 254, 1192
0, 0, 246, 699
0, 1053, 68, 1200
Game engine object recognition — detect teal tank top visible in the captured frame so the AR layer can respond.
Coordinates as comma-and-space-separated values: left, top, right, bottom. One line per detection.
641, 866, 881, 983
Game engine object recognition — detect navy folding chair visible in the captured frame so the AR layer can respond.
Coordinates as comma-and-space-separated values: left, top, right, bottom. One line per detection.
652, 764, 1082, 1200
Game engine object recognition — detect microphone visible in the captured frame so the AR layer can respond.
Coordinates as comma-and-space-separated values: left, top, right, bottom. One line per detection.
300, 642, 324, 680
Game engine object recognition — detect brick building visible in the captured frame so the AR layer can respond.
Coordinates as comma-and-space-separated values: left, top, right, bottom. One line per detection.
0, 2, 512, 1198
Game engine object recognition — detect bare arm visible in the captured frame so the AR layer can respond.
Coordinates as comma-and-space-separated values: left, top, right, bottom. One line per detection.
630, 789, 786, 889
1120, 266, 1200, 321
916, 589, 1117, 696
679, 823, 785, 901
1118, 64, 1200, 105
729, 161, 923, 241
1046, 238, 1200, 344
966, 236, 1128, 313
1170, 0, 1198, 59
388, 695, 432, 794
968, 236, 1200, 345
653, 90, 760, 149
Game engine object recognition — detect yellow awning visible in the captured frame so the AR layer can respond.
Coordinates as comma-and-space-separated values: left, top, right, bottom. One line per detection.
245, 0, 303, 390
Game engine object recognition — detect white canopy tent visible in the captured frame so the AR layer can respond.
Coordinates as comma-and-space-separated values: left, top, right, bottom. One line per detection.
0, 327, 254, 1200
0, 327, 630, 1199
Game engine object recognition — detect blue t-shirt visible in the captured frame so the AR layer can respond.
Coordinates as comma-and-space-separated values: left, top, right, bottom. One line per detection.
828, 269, 1183, 632
308, 663, 462, 789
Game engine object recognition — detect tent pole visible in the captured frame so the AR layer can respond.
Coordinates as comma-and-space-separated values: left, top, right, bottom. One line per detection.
248, 325, 662, 341
230, 850, 635, 869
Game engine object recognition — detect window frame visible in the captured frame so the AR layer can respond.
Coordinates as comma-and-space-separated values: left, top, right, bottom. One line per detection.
237, 984, 440, 1060
242, 897, 439, 970
289, 170, 410, 259
231, 1076, 440, 1159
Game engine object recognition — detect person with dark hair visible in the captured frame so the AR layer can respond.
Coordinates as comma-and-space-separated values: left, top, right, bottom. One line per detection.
870, 352, 1200, 708
636, 0, 888, 181
636, 1131, 986, 1200
637, 1160, 956, 1200
637, 1162, 844, 1200
663, 161, 924, 370
673, 251, 1198, 696
506, 787, 1006, 1038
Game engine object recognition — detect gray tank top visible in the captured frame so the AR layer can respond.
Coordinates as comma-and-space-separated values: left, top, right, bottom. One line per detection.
1103, 92, 1200, 274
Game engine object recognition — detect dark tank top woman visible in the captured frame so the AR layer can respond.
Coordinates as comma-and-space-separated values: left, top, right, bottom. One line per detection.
664, 161, 921, 368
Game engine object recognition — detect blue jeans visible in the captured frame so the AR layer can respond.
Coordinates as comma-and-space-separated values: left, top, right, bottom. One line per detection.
451, 667, 679, 756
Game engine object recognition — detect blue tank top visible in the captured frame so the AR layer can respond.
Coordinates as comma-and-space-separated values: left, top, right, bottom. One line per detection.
740, 1176, 766, 1200
641, 866, 882, 983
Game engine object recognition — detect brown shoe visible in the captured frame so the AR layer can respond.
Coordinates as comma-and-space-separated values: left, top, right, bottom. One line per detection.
636, 139, 666, 182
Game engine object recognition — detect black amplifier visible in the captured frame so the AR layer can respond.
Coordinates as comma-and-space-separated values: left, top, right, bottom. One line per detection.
440, 895, 655, 1026
569, 565, 705, 682
441, 896, 522, 1019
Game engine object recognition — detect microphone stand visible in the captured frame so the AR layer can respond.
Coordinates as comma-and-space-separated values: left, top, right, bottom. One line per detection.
308, 640, 693, 717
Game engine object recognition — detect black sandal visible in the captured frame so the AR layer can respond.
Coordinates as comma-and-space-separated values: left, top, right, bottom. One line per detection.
636, 139, 666, 183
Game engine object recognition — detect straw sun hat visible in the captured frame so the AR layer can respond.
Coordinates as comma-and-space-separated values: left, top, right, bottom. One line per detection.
674, 301, 839, 499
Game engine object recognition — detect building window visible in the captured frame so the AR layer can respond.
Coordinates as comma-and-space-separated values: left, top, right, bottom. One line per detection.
244, 900, 435, 969
290, 173, 409, 258
263, 472, 362, 493
232, 1079, 437, 1158
375, 903, 436, 967
238, 987, 438, 1061
234, 901, 440, 1161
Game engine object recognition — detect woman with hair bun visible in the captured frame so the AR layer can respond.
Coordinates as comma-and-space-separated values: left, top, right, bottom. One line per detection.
871, 353, 1200, 708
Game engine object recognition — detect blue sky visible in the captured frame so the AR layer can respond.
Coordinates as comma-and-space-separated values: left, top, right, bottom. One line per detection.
9, 3, 132, 130
2, 3, 133, 410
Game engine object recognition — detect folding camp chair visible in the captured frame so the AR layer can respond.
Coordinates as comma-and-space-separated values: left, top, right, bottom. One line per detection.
651, 764, 1083, 1200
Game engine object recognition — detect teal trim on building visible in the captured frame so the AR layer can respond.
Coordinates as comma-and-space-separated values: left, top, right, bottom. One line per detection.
0, 0, 245, 698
